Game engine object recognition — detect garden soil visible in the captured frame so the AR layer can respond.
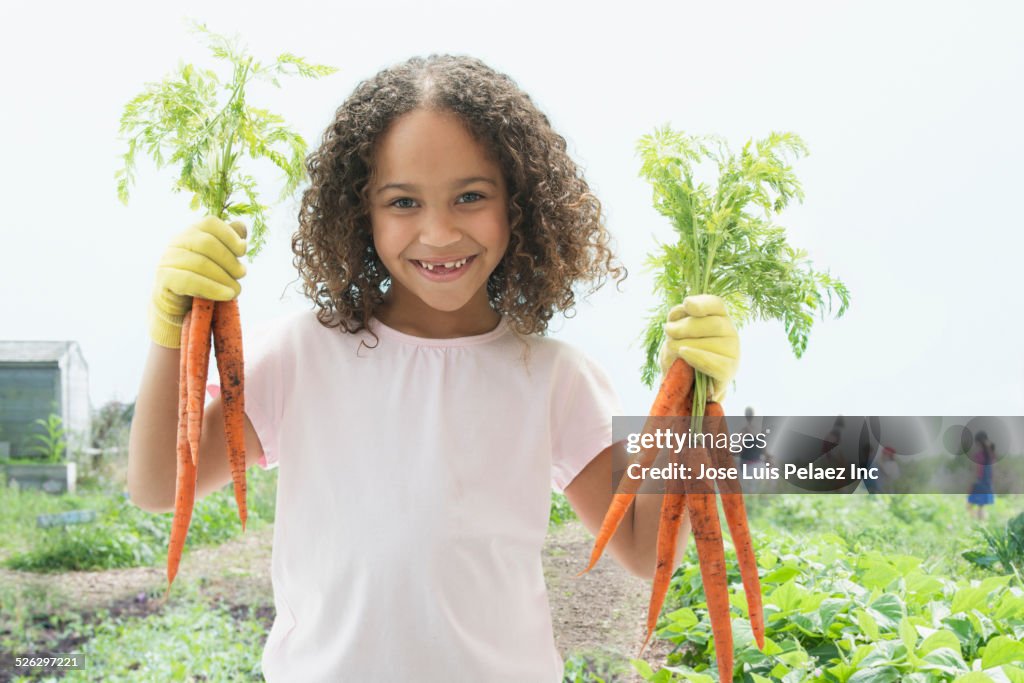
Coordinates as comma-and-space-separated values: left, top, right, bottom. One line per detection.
1, 519, 679, 682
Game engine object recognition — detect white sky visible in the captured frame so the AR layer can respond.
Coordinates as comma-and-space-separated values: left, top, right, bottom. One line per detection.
1, 0, 1022, 417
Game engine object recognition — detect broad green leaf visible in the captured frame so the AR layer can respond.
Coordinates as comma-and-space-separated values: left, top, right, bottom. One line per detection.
819, 598, 851, 631
905, 572, 945, 601
982, 635, 1024, 669
920, 630, 963, 656
860, 562, 901, 590
758, 551, 778, 569
791, 612, 822, 637
954, 585, 995, 614
762, 634, 784, 656
1002, 664, 1024, 683
777, 645, 810, 668
979, 576, 1014, 593
827, 662, 857, 683
968, 610, 997, 642
857, 639, 907, 668
963, 551, 1002, 568
730, 617, 755, 650
891, 555, 923, 576
631, 659, 655, 678
994, 592, 1024, 621
762, 565, 802, 584
903, 675, 941, 683
769, 579, 806, 613
920, 647, 969, 674
899, 617, 918, 655
856, 609, 881, 641
868, 593, 905, 631
943, 615, 978, 648
666, 608, 698, 630
952, 673, 996, 683
848, 666, 901, 683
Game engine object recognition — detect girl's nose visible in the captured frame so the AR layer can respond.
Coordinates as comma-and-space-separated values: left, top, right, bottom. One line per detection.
419, 207, 462, 248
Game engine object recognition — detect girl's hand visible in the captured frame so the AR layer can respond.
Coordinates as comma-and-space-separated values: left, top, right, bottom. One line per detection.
658, 294, 739, 402
148, 216, 248, 348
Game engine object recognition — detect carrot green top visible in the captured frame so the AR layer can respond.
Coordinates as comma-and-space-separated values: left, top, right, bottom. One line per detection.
637, 127, 851, 390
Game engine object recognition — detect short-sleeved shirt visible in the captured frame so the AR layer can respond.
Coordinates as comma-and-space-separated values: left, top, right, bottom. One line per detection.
238, 310, 620, 682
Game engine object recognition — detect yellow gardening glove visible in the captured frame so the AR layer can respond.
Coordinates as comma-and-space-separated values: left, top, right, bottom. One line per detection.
148, 216, 248, 348
658, 294, 740, 403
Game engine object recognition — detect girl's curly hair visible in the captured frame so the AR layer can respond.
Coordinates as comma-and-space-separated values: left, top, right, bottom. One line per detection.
292, 54, 625, 336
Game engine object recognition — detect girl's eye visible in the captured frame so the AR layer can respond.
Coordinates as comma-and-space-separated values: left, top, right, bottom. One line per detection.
389, 193, 483, 209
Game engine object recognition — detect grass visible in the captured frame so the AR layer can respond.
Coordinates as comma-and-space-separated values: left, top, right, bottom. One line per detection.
1, 464, 278, 573
551, 491, 579, 529
3, 582, 270, 682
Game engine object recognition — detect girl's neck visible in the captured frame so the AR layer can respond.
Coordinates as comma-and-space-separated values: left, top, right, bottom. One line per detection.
375, 289, 501, 339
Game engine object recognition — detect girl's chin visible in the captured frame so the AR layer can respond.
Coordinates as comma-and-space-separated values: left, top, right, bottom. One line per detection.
413, 295, 479, 314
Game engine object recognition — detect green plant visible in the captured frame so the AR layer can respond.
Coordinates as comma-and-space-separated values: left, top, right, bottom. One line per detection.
24, 413, 67, 464
58, 594, 268, 682
0, 580, 74, 655
116, 19, 337, 255
550, 492, 578, 529
963, 512, 1024, 585
635, 495, 1024, 682
637, 128, 850, 410
3, 465, 277, 572
563, 648, 632, 682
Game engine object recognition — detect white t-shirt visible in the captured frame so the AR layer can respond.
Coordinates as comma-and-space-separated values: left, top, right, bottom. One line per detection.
237, 310, 620, 682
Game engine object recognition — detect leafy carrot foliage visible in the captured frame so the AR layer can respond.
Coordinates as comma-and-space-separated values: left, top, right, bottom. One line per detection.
637, 127, 850, 391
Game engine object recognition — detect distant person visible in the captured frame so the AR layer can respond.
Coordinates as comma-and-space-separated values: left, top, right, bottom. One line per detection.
878, 446, 902, 494
739, 407, 765, 467
967, 431, 996, 521
736, 407, 767, 492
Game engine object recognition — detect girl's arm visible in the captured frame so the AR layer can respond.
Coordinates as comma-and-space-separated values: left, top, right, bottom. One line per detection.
128, 342, 265, 512
128, 217, 263, 512
564, 443, 690, 582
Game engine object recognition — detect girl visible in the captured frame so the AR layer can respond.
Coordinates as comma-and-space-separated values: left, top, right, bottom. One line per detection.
129, 54, 739, 682
967, 431, 996, 521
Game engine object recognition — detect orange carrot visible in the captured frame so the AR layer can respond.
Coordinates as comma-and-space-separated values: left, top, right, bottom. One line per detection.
186, 297, 215, 467
640, 490, 687, 653
705, 401, 765, 649
166, 310, 198, 600
577, 359, 694, 577
682, 444, 733, 679
212, 298, 247, 531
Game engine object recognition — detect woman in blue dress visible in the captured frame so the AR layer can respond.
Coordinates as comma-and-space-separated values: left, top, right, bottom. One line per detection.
967, 430, 996, 521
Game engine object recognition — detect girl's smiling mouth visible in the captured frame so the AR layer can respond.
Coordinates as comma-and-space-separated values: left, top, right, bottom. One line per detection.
410, 255, 478, 281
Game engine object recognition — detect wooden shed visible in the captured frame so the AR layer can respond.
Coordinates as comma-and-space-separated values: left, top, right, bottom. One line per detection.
0, 341, 91, 459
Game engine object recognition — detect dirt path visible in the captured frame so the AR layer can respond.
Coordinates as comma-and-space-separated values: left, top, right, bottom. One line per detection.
2, 519, 679, 681
0, 524, 276, 615
542, 519, 682, 682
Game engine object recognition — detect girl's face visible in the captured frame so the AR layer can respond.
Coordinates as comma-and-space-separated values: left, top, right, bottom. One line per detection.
368, 108, 510, 334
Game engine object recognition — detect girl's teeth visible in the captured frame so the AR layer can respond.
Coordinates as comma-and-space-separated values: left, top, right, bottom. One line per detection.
419, 257, 469, 271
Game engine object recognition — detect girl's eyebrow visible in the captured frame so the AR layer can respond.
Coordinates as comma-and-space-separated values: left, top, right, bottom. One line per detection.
375, 176, 497, 195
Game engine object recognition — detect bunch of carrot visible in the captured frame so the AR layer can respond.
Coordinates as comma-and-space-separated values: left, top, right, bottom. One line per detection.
581, 126, 849, 679
578, 358, 764, 681
166, 295, 247, 600
114, 24, 334, 601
